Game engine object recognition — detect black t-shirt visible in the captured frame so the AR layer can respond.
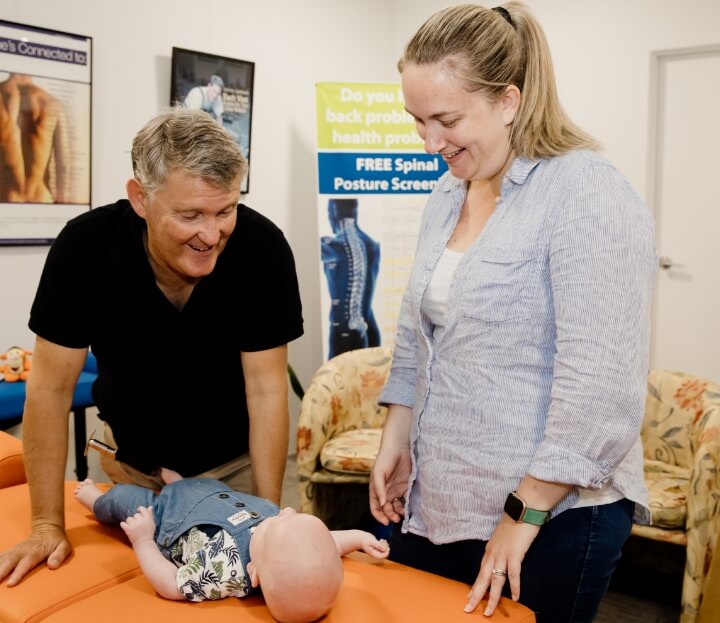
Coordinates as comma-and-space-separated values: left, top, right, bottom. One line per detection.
29, 200, 304, 475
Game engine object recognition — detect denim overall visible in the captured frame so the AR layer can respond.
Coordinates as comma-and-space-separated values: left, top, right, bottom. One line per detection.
93, 478, 280, 594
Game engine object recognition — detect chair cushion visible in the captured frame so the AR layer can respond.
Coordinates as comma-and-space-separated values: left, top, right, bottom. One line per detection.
320, 429, 382, 475
631, 523, 687, 546
309, 468, 369, 485
643, 459, 689, 529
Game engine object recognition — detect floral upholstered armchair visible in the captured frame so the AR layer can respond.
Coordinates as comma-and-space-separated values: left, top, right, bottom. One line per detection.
634, 369, 720, 623
296, 346, 392, 529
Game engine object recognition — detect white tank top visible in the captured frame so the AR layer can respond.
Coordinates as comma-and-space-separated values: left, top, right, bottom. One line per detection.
421, 247, 463, 327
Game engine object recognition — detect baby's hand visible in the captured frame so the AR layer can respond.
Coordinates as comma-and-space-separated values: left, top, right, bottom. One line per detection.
120, 506, 156, 546
361, 535, 390, 559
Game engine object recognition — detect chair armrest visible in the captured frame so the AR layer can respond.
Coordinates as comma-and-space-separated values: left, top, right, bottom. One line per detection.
0, 430, 25, 488
684, 382, 720, 620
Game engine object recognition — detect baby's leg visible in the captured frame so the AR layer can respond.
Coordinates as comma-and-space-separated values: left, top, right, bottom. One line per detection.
74, 479, 104, 512
92, 483, 157, 526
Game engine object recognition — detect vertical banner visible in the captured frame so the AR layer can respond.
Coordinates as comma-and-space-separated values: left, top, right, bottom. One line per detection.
316, 82, 447, 360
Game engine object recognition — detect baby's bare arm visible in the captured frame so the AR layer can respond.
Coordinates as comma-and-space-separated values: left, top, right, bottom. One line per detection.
121, 507, 184, 600
330, 529, 389, 559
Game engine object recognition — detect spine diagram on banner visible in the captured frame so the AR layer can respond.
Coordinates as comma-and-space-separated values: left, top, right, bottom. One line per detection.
321, 198, 380, 359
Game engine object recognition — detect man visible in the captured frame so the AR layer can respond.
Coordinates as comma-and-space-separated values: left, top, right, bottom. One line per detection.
183, 74, 225, 124
0, 108, 303, 585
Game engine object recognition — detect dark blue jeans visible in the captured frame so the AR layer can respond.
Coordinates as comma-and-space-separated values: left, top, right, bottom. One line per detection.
387, 498, 633, 623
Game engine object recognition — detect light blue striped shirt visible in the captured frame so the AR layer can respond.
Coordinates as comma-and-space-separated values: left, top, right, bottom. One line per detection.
379, 150, 656, 543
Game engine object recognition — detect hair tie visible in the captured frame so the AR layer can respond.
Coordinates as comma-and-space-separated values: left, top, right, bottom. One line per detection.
492, 6, 513, 26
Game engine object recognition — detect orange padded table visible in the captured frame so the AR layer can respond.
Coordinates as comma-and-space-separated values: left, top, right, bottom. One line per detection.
38, 553, 535, 623
0, 482, 141, 623
0, 430, 25, 488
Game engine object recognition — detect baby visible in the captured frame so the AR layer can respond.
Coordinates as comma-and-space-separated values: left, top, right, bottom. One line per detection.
75, 470, 389, 623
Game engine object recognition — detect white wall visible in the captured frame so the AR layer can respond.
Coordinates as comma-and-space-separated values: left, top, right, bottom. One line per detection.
1, 0, 719, 447
0, 0, 398, 446
391, 0, 720, 200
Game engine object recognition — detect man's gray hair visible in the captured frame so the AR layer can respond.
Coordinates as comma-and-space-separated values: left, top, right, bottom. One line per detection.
131, 107, 247, 196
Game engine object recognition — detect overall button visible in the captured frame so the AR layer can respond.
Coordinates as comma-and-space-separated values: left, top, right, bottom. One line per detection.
250, 511, 260, 518
219, 493, 229, 499
235, 502, 245, 508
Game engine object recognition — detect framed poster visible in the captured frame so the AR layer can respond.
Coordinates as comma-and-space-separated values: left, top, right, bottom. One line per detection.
170, 47, 254, 194
0, 20, 92, 245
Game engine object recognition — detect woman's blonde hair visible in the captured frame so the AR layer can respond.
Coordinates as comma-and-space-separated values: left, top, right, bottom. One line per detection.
398, 2, 598, 159
131, 107, 247, 197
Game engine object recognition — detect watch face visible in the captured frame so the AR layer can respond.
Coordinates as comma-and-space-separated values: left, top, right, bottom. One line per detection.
504, 492, 524, 521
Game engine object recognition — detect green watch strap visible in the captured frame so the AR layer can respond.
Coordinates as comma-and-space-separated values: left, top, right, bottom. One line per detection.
520, 506, 551, 526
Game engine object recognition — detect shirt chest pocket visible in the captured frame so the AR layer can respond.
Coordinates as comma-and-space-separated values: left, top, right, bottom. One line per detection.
458, 245, 540, 323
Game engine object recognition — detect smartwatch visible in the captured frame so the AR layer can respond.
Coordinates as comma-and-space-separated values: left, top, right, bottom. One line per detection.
503, 491, 551, 526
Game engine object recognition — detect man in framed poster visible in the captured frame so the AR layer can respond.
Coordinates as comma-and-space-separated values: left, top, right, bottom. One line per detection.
170, 47, 254, 193
182, 74, 224, 125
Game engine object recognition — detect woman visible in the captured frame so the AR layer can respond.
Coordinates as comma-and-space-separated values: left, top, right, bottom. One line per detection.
369, 3, 656, 622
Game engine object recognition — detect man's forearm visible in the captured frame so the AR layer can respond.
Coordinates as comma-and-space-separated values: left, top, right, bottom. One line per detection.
247, 391, 289, 504
22, 398, 70, 530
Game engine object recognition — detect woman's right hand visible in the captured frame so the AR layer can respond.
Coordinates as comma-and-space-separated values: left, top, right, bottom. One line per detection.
370, 404, 414, 525
370, 445, 412, 525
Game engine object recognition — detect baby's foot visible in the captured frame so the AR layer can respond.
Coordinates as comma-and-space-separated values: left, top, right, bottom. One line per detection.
74, 478, 103, 511
160, 467, 183, 484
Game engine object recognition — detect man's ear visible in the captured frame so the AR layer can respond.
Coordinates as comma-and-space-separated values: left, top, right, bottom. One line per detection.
247, 561, 260, 588
500, 84, 521, 126
126, 178, 148, 218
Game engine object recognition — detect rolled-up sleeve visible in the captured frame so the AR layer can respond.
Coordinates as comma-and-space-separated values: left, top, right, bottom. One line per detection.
528, 162, 657, 488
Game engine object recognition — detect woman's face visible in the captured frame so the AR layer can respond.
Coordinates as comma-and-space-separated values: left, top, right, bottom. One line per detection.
401, 61, 518, 183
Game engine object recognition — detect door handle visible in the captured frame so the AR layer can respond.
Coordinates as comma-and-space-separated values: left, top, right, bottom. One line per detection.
658, 256, 684, 270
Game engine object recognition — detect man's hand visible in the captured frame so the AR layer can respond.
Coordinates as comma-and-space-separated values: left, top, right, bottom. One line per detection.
120, 506, 156, 547
0, 525, 72, 586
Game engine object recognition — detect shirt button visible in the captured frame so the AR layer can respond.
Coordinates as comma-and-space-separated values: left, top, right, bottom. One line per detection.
235, 502, 245, 508
250, 511, 260, 518
219, 493, 229, 499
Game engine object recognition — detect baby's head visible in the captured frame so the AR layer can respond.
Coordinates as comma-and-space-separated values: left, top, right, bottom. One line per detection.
248, 508, 343, 623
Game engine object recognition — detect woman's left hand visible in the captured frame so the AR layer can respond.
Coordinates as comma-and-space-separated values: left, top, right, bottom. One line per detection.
464, 516, 540, 616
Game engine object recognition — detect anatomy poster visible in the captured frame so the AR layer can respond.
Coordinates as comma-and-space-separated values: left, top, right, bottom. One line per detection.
316, 82, 447, 360
0, 20, 92, 244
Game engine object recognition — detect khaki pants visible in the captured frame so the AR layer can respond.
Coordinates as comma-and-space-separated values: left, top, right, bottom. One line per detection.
99, 423, 252, 491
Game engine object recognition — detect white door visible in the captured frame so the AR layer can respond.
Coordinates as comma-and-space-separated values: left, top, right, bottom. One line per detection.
650, 46, 720, 383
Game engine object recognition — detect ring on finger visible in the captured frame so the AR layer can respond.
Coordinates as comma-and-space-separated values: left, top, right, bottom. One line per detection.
391, 496, 406, 505
491, 568, 507, 577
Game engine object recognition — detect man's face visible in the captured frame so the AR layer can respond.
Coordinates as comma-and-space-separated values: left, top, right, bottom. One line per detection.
132, 169, 241, 284
207, 84, 222, 101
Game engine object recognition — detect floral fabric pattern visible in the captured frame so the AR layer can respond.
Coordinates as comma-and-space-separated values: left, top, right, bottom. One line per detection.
172, 526, 250, 601
296, 346, 392, 514
637, 369, 720, 623
320, 428, 383, 475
